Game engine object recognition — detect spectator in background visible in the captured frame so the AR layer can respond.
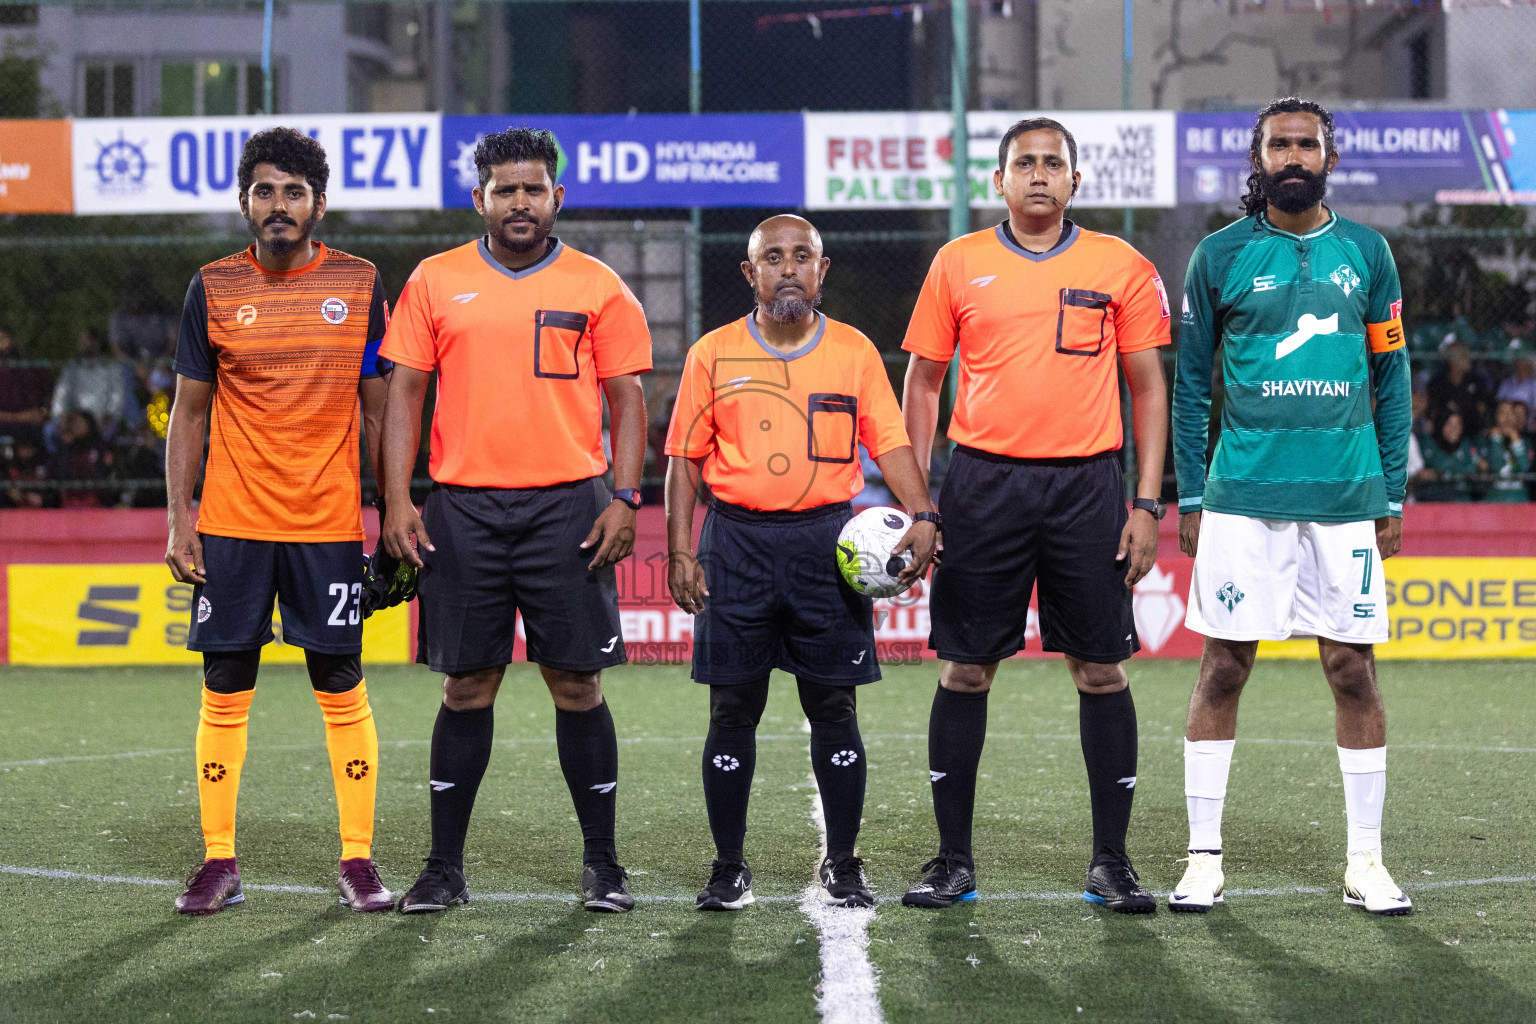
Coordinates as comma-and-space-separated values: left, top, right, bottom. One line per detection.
645, 392, 677, 505
3, 435, 52, 509
109, 276, 176, 361
1425, 342, 1492, 437
1476, 399, 1532, 504
1415, 410, 1480, 503
1495, 355, 1536, 434
114, 417, 167, 508
1405, 391, 1426, 489
0, 326, 54, 447
50, 328, 134, 440
1405, 430, 1424, 491
50, 409, 116, 507
1410, 382, 1430, 436
1486, 285, 1533, 353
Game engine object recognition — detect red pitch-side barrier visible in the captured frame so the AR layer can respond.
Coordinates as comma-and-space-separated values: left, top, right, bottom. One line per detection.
2, 504, 1534, 664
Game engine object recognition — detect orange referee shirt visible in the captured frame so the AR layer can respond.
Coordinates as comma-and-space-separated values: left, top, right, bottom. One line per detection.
902, 221, 1170, 459
665, 312, 910, 511
380, 237, 653, 489
174, 243, 389, 543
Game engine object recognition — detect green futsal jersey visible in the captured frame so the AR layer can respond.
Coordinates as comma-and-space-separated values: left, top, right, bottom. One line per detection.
1173, 210, 1412, 523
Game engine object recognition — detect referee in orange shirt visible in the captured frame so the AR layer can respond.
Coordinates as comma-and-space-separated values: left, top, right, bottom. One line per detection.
665, 215, 938, 911
378, 128, 652, 914
900, 118, 1171, 912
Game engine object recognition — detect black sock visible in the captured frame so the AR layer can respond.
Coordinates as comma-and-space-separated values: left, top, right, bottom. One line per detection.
1079, 686, 1138, 861
427, 703, 494, 868
809, 714, 866, 857
555, 701, 620, 865
701, 722, 756, 862
928, 683, 988, 859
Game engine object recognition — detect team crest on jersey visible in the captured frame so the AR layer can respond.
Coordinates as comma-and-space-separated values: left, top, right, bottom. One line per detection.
1330, 264, 1361, 298
320, 297, 349, 325
235, 304, 258, 326
1215, 581, 1245, 612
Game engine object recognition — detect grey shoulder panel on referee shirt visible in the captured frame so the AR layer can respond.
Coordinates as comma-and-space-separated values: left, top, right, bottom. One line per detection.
476, 236, 565, 280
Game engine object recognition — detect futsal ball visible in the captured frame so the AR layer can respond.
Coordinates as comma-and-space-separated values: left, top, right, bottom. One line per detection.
836, 507, 915, 598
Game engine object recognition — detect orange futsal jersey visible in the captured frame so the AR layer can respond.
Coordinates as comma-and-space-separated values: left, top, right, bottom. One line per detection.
174, 243, 389, 543
379, 238, 653, 489
902, 222, 1170, 459
665, 313, 910, 511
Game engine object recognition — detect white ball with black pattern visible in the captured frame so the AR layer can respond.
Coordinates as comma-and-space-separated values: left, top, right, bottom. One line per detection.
836, 506, 915, 599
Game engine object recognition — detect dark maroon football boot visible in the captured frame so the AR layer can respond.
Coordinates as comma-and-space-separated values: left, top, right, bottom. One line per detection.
175, 857, 244, 916
338, 857, 395, 912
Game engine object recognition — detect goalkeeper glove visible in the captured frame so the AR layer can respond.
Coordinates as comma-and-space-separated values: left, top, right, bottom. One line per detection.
361, 497, 419, 618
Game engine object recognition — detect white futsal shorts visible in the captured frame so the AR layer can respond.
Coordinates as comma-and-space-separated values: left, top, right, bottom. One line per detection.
1185, 510, 1389, 645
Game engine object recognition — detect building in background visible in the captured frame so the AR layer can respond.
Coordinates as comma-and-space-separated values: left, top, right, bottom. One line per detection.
3, 1, 1532, 119
0, 0, 510, 117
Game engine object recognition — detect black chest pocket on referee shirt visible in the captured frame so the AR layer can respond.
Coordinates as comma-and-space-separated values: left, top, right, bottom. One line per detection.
1056, 288, 1112, 357
534, 310, 589, 379
807, 393, 858, 464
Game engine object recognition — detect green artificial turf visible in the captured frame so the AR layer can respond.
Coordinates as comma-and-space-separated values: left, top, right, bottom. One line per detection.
1, 660, 1533, 1023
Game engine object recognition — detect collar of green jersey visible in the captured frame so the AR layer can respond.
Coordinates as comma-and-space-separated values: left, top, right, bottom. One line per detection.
1256, 207, 1338, 242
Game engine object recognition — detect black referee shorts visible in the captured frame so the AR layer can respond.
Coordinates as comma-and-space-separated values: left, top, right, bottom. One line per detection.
416, 477, 625, 675
692, 500, 880, 687
929, 446, 1139, 665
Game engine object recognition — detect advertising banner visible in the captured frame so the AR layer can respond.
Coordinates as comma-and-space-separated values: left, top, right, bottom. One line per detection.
1177, 109, 1536, 206
5, 521, 1532, 665
0, 120, 73, 214
441, 114, 804, 209
1439, 109, 1536, 205
7, 564, 410, 666
1259, 557, 1536, 660
804, 110, 1177, 210
71, 114, 442, 214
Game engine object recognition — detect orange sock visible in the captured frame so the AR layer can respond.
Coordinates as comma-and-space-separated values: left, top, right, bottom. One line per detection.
196, 687, 253, 860
315, 681, 379, 861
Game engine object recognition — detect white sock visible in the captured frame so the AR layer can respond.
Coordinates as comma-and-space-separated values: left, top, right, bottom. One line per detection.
1184, 738, 1236, 852
1338, 745, 1387, 856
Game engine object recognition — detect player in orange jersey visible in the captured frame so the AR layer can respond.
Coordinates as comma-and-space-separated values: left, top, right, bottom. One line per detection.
665, 215, 938, 910
379, 127, 652, 915
900, 118, 1170, 912
164, 128, 394, 915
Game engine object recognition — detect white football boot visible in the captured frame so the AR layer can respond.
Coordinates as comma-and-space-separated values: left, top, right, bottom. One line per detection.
1168, 851, 1224, 913
1343, 851, 1413, 916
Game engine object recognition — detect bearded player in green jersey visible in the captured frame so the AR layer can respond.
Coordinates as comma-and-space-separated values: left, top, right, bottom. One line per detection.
1170, 98, 1413, 916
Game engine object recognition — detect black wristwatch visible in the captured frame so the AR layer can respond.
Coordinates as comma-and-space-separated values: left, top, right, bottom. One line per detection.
912, 510, 943, 530
612, 488, 642, 510
1131, 497, 1166, 520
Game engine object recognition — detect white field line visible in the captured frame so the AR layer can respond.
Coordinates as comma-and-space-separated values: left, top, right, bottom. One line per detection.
3, 863, 1532, 904
800, 766, 885, 1024
7, 732, 1536, 770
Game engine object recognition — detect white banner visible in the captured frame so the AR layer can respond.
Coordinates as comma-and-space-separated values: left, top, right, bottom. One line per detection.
72, 113, 442, 214
804, 110, 1176, 210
